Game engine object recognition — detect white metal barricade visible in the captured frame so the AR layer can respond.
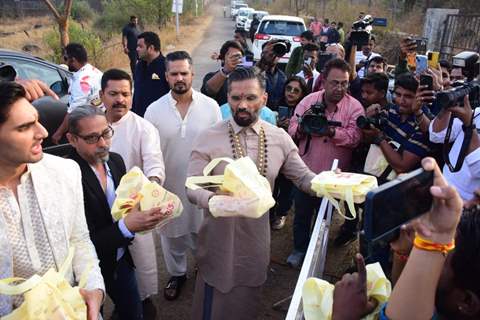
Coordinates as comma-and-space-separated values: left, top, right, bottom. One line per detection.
285, 159, 338, 320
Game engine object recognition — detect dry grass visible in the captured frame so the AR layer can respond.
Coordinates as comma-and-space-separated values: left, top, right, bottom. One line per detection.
0, 11, 214, 72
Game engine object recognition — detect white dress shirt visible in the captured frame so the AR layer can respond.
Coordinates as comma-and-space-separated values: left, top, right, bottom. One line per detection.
145, 89, 221, 237
67, 63, 103, 112
355, 51, 381, 78
429, 108, 480, 201
110, 111, 166, 183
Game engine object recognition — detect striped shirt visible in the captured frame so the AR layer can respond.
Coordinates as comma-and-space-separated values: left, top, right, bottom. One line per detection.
382, 104, 431, 158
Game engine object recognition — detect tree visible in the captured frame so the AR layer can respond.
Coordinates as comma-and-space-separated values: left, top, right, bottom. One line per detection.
41, 0, 73, 49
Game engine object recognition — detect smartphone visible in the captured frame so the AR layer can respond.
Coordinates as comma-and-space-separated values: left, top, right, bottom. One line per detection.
416, 55, 428, 75
414, 37, 427, 54
304, 57, 312, 66
363, 168, 434, 251
420, 74, 433, 91
427, 51, 440, 69
277, 106, 290, 119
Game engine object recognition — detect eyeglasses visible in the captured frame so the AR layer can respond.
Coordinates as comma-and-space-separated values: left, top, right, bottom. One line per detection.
285, 85, 301, 94
327, 80, 349, 89
74, 126, 114, 144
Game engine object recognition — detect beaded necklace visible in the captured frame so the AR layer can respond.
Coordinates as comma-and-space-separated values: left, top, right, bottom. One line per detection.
228, 122, 268, 176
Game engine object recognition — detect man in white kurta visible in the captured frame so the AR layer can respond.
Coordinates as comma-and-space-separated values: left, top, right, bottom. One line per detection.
144, 51, 221, 300
100, 69, 166, 313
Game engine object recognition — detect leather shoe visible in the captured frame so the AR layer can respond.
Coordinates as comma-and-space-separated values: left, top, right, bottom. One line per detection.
164, 275, 187, 301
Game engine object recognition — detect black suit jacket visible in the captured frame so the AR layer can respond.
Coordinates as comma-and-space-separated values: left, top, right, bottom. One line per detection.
68, 150, 134, 289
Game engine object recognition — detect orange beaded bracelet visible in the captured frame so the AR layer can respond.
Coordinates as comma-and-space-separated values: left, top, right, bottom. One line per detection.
413, 234, 455, 256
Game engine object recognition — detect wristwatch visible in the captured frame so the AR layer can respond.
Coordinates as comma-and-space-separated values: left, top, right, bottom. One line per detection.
220, 67, 230, 78
373, 135, 385, 145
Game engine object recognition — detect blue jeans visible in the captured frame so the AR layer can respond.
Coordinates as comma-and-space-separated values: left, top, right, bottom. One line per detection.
108, 255, 143, 320
293, 188, 321, 253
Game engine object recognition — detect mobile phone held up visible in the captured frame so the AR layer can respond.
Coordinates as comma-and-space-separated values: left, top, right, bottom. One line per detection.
420, 74, 433, 91
277, 106, 290, 119
363, 168, 434, 254
416, 55, 428, 75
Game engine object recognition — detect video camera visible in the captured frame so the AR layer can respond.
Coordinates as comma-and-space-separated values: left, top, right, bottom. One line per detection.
298, 102, 341, 136
356, 114, 388, 130
272, 39, 292, 57
350, 15, 374, 47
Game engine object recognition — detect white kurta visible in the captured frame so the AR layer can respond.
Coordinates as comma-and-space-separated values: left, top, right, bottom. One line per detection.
109, 110, 166, 300
145, 90, 221, 238
110, 111, 166, 182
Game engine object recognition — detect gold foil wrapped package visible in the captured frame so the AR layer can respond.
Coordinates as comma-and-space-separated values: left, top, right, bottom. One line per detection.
185, 157, 275, 218
311, 171, 378, 219
302, 263, 391, 320
0, 247, 91, 320
111, 167, 183, 230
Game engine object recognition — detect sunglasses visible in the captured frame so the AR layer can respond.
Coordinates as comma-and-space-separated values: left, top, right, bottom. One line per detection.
285, 85, 301, 94
74, 126, 114, 144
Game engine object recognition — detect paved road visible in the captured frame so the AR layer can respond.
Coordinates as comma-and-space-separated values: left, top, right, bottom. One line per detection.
192, 1, 235, 90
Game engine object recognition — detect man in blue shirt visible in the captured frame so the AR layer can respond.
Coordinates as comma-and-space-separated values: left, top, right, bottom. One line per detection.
132, 32, 170, 117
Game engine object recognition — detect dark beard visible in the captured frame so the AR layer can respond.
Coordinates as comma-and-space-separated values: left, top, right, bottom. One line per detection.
172, 82, 190, 95
233, 108, 258, 127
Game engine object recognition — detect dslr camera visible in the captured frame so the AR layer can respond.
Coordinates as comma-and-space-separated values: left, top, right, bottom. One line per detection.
350, 15, 374, 46
356, 114, 388, 130
436, 80, 480, 110
436, 51, 480, 109
272, 39, 292, 57
298, 102, 341, 136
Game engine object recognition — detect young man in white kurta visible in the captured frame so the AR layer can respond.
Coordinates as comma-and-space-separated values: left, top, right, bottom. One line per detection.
144, 51, 221, 299
100, 69, 166, 307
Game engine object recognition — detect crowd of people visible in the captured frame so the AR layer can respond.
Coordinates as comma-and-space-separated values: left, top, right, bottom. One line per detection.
0, 10, 479, 320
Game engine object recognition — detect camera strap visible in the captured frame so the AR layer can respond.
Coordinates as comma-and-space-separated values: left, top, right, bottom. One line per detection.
443, 115, 473, 172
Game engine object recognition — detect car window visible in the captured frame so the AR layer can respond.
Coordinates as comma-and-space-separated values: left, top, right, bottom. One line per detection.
259, 21, 305, 36
0, 57, 65, 88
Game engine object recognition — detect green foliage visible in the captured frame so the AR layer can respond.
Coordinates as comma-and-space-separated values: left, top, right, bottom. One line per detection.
71, 1, 96, 22
94, 0, 174, 36
44, 21, 103, 65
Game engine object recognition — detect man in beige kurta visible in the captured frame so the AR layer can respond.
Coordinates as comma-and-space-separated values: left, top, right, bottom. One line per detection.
186, 67, 317, 319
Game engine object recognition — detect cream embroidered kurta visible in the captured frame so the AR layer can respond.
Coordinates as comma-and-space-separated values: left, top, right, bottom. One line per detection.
145, 90, 221, 238
0, 154, 104, 315
186, 119, 316, 294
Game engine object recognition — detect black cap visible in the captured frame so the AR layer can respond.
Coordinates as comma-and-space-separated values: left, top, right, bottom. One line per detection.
0, 63, 17, 82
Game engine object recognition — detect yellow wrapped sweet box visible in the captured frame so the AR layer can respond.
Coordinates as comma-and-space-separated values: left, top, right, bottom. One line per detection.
311, 171, 378, 219
185, 157, 275, 218
0, 248, 90, 320
302, 263, 391, 320
111, 167, 183, 230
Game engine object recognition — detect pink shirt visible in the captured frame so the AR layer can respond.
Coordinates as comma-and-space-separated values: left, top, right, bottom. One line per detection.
288, 90, 365, 173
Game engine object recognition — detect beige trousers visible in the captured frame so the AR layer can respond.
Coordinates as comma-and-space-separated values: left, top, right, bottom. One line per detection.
129, 232, 158, 300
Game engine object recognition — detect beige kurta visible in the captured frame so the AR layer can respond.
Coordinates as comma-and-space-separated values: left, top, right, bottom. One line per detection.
186, 119, 316, 303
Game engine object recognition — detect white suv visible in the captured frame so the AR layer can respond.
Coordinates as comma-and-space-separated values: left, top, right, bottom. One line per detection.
231, 2, 248, 19
252, 15, 306, 65
236, 7, 255, 30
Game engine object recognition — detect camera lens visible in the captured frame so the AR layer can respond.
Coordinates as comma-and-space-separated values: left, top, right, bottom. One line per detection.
356, 116, 369, 129
273, 42, 288, 57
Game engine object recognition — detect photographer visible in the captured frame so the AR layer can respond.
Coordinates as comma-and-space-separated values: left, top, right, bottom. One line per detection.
286, 58, 364, 266
296, 43, 320, 91
285, 30, 316, 77
429, 95, 480, 202
362, 74, 431, 174
201, 40, 245, 105
255, 39, 288, 110
355, 35, 380, 78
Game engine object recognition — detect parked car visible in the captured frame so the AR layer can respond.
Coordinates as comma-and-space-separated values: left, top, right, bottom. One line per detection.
231, 2, 248, 19
236, 7, 255, 30
252, 15, 306, 65
0, 49, 71, 148
244, 10, 269, 32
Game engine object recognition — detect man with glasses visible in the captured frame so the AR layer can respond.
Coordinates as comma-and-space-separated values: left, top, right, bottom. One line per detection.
287, 58, 364, 267
100, 69, 166, 319
52, 43, 103, 144
67, 105, 168, 320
